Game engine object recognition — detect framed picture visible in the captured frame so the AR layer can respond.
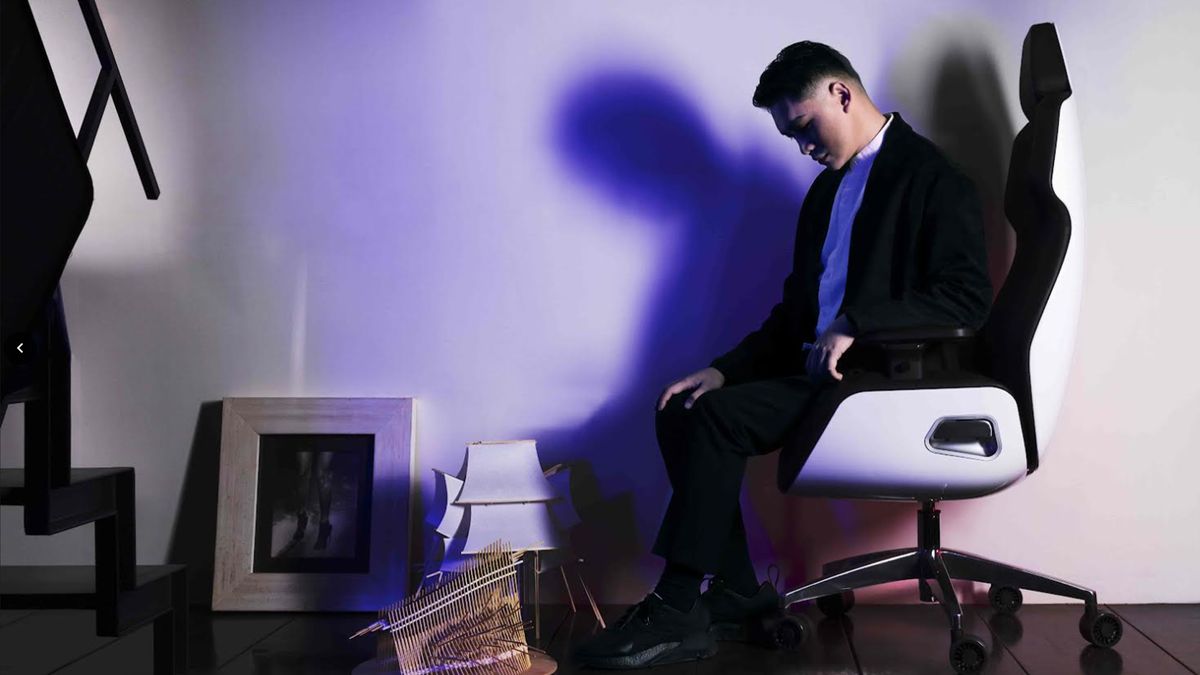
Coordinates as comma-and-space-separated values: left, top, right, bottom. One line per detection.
212, 397, 415, 611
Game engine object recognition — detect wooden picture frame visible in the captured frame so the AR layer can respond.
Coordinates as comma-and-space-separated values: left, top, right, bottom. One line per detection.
212, 397, 416, 611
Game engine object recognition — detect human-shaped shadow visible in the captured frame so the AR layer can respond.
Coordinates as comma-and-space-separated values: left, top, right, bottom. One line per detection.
897, 37, 1016, 292
525, 70, 817, 599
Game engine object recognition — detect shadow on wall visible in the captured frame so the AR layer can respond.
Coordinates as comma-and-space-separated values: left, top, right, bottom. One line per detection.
926, 43, 1016, 295
523, 68, 820, 601
167, 400, 223, 606
887, 23, 1017, 295
529, 38, 1018, 603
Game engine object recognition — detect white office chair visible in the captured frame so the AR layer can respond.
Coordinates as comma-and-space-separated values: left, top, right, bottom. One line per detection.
775, 24, 1122, 674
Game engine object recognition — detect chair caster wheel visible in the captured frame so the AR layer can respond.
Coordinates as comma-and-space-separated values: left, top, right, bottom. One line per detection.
988, 584, 1023, 614
816, 590, 855, 617
1079, 609, 1123, 647
948, 634, 988, 673
759, 611, 812, 651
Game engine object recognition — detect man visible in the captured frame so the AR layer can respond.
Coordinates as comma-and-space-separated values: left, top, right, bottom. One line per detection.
575, 41, 992, 669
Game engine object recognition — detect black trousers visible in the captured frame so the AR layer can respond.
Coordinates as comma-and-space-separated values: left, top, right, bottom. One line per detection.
651, 375, 823, 574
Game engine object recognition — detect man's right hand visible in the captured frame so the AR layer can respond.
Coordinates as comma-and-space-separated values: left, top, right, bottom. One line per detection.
657, 367, 726, 411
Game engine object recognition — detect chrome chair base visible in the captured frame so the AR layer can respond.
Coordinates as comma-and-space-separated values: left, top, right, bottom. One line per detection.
779, 501, 1119, 671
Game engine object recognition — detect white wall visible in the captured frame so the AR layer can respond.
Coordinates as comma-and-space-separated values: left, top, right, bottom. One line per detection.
3, 0, 1197, 604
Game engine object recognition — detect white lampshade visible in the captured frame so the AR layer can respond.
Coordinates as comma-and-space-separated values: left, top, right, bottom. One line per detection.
544, 465, 581, 530
458, 502, 565, 554
430, 469, 466, 539
454, 440, 557, 504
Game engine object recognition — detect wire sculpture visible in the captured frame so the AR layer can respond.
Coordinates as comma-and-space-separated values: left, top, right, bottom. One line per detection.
351, 541, 536, 674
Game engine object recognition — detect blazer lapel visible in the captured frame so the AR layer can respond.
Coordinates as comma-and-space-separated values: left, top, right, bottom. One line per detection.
843, 113, 911, 305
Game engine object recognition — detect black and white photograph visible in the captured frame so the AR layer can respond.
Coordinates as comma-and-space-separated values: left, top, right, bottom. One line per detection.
211, 397, 414, 612
252, 433, 375, 574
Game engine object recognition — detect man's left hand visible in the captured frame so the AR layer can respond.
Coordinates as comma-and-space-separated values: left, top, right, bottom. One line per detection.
806, 315, 856, 382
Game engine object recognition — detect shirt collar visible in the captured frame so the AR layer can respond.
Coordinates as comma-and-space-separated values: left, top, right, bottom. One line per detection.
846, 113, 893, 171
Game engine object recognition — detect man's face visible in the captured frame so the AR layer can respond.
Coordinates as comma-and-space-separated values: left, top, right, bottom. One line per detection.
768, 80, 857, 170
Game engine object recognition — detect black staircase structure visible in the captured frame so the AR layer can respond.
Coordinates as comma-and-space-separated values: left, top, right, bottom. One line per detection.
1, 1, 186, 672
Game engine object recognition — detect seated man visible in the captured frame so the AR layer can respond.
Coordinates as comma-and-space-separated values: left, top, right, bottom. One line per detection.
575, 41, 993, 669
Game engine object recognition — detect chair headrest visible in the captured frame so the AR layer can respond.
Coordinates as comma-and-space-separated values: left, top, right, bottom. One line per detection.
1019, 23, 1072, 121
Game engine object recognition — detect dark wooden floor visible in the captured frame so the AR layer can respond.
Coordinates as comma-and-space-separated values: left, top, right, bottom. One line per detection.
0, 603, 1196, 674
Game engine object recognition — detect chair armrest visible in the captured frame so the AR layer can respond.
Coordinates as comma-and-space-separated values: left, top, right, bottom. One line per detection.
853, 326, 977, 380
856, 326, 975, 344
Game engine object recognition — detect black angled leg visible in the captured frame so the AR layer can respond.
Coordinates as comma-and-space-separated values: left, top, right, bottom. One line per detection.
923, 550, 964, 638
821, 547, 916, 576
941, 549, 1099, 612
783, 549, 921, 607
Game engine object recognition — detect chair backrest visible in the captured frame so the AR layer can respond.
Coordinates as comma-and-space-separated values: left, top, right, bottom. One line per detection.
981, 23, 1085, 474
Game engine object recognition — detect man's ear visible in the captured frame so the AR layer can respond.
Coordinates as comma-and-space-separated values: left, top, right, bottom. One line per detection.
830, 81, 852, 112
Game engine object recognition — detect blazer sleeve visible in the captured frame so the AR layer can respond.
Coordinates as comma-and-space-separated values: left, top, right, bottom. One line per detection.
707, 173, 829, 385
843, 167, 993, 334
707, 270, 805, 386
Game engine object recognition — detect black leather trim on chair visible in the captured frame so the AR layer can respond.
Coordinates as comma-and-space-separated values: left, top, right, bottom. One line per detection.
858, 327, 977, 381
1019, 24, 1072, 121
777, 369, 1014, 493
857, 326, 975, 343
979, 22, 1073, 475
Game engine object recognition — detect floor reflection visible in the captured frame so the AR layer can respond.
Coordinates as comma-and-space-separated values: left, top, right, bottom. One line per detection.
988, 611, 1024, 644
1079, 644, 1125, 675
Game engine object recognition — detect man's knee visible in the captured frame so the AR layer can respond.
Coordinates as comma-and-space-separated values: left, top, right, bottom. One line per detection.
655, 393, 690, 452
680, 389, 749, 451
655, 388, 733, 438
656, 391, 690, 419
688, 386, 733, 418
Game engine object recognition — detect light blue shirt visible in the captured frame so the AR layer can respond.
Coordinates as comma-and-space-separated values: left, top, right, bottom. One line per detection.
813, 114, 894, 340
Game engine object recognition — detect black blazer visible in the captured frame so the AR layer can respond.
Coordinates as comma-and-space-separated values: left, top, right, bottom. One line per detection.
710, 113, 992, 386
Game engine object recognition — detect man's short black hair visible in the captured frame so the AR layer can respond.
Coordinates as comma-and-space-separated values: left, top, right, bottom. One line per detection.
752, 41, 864, 108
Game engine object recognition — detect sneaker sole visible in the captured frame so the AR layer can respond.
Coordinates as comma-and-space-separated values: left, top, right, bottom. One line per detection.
578, 631, 717, 669
710, 614, 791, 648
709, 620, 749, 642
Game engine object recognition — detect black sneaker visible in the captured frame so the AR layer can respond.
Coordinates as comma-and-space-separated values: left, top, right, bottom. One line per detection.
573, 592, 717, 669
701, 577, 781, 642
